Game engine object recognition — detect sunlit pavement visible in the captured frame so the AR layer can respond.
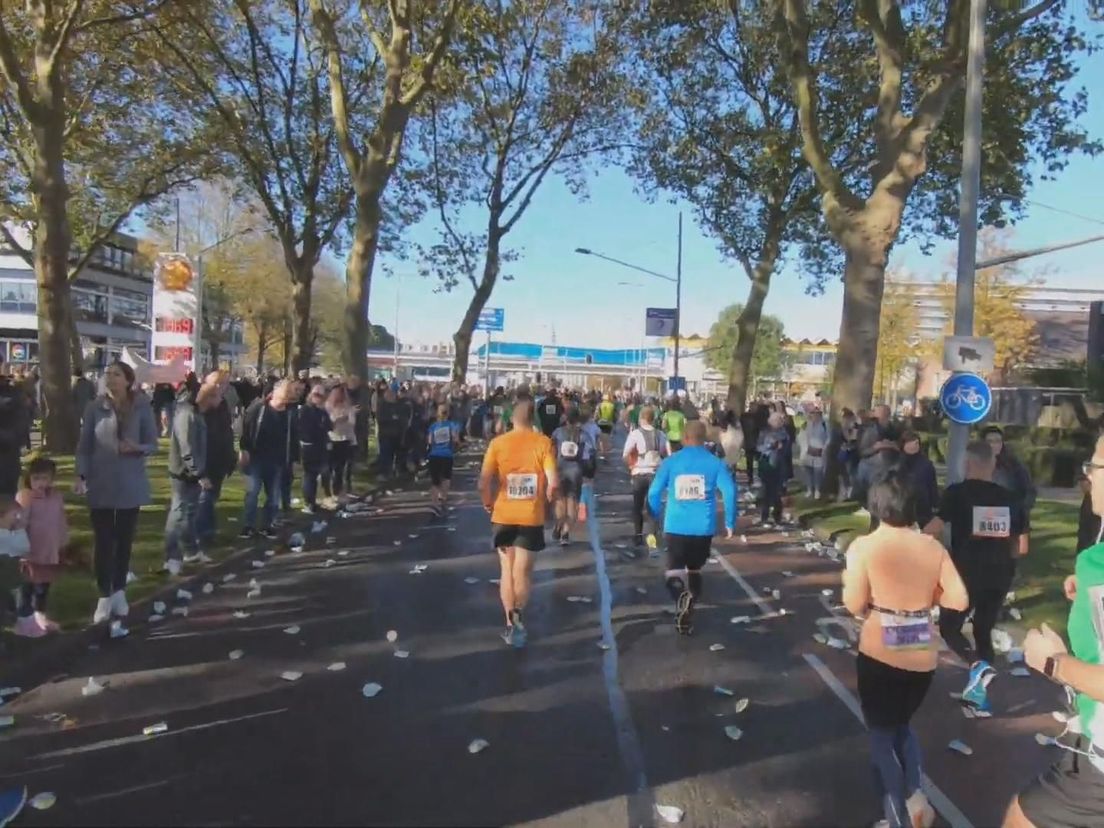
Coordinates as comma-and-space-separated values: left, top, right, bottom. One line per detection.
0, 438, 1068, 827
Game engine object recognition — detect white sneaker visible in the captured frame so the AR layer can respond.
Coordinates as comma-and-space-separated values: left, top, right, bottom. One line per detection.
165, 559, 182, 577
109, 620, 129, 639
907, 792, 935, 828
183, 551, 212, 564
93, 597, 112, 624
111, 590, 129, 617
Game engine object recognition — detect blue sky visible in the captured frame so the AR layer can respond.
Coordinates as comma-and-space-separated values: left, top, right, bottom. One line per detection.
371, 40, 1104, 352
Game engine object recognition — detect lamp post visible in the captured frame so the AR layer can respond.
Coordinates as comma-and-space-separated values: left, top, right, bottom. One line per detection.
575, 211, 683, 389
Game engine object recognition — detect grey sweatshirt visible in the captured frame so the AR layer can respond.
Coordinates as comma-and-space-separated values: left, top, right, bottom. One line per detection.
76, 393, 158, 509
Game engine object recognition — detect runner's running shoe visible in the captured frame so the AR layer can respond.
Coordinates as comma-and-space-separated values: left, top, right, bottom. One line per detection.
509, 609, 527, 648
962, 660, 996, 717
675, 590, 695, 635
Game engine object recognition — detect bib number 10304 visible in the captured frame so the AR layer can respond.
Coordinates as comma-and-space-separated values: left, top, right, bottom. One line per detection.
506, 473, 538, 500
674, 474, 706, 501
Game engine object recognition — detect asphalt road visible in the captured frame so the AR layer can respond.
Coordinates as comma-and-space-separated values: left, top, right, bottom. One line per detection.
0, 435, 1074, 827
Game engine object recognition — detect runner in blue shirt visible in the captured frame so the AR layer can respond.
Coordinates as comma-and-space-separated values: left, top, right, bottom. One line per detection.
648, 420, 738, 635
426, 404, 459, 517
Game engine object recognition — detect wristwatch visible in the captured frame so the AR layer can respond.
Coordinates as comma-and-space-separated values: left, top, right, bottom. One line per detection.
1044, 655, 1061, 681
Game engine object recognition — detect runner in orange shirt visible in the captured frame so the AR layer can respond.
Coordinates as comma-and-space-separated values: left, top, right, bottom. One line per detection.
479, 400, 558, 647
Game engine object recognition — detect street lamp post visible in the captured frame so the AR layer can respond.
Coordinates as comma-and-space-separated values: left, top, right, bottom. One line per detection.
574, 211, 683, 391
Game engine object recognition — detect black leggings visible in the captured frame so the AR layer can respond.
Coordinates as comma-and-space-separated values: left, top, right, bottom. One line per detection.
329, 442, 354, 495
90, 508, 140, 598
939, 586, 1006, 665
631, 474, 658, 537
18, 582, 50, 617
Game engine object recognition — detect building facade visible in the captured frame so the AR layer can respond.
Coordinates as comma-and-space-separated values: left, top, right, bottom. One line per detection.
0, 226, 244, 372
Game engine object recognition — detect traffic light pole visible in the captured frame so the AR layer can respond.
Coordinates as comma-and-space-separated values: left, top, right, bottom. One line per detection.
674, 211, 682, 387
947, 0, 987, 485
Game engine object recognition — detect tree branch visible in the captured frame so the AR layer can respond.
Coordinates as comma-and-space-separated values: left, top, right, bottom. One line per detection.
858, 0, 906, 164
400, 0, 463, 107
0, 222, 33, 267
429, 99, 477, 288
308, 0, 362, 179
73, 0, 174, 32
993, 0, 1062, 38
48, 0, 86, 73
0, 14, 38, 119
777, 0, 853, 204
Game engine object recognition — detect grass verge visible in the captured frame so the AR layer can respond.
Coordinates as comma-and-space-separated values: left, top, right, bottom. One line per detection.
15, 441, 376, 631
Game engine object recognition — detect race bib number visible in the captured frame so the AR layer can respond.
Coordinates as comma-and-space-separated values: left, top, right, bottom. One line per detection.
674, 474, 706, 501
433, 428, 451, 445
545, 404, 556, 416
879, 611, 932, 651
560, 441, 579, 459
972, 506, 1011, 538
506, 473, 538, 500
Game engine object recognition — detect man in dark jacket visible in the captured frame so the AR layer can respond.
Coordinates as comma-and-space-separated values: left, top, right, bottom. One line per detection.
0, 369, 29, 496
298, 384, 333, 513
238, 380, 298, 540
164, 377, 208, 576
375, 387, 407, 479
196, 373, 237, 556
72, 369, 96, 426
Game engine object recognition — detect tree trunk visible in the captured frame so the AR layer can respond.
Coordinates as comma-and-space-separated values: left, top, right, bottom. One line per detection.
68, 319, 83, 375
829, 242, 889, 418
452, 231, 501, 382
290, 262, 315, 373
208, 337, 221, 371
255, 328, 267, 375
725, 275, 771, 415
342, 194, 383, 381
282, 315, 292, 376
34, 124, 77, 452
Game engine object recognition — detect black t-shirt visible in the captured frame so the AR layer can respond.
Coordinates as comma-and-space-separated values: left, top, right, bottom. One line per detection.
937, 479, 1025, 590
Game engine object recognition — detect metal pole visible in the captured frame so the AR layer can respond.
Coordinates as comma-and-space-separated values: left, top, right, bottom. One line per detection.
947, 0, 987, 485
392, 274, 401, 377
674, 211, 682, 388
194, 254, 204, 373
484, 330, 491, 388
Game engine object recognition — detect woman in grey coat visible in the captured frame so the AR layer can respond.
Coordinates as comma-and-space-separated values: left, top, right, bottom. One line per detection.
75, 360, 158, 635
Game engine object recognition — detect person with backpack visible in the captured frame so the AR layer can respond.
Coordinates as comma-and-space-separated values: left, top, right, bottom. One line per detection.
623, 404, 670, 554
550, 409, 595, 546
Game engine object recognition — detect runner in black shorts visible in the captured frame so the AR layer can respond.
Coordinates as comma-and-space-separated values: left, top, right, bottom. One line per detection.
425, 404, 459, 517
551, 411, 595, 546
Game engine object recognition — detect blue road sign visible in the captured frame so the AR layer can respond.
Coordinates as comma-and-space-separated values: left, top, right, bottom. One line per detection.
474, 307, 505, 333
939, 372, 992, 425
667, 376, 686, 392
646, 307, 677, 337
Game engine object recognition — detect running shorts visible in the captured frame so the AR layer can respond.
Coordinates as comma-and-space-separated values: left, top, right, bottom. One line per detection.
598, 423, 613, 435
493, 524, 546, 552
856, 652, 933, 729
428, 456, 453, 486
1019, 738, 1104, 827
665, 533, 712, 572
558, 463, 583, 498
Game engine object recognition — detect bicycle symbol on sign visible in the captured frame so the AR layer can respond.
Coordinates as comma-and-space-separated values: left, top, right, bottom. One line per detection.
944, 385, 987, 412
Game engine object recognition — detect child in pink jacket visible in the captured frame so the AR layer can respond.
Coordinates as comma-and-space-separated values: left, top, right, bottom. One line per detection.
14, 456, 68, 636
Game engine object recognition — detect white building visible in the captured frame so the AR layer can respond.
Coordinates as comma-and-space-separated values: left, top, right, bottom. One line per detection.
0, 227, 244, 371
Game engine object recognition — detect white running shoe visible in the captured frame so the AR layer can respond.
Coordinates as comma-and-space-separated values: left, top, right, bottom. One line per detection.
93, 597, 112, 624
110, 590, 129, 617
165, 559, 182, 577
109, 620, 129, 639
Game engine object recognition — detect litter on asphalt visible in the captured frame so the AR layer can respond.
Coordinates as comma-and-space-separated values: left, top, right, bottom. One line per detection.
0, 716, 13, 728
152, 601, 167, 615
393, 540, 402, 547
323, 559, 337, 568
222, 573, 237, 583
656, 804, 685, 824
142, 722, 169, 736
28, 793, 56, 811
468, 738, 490, 754
386, 630, 398, 642
635, 586, 648, 595
228, 650, 244, 661
709, 643, 725, 652
730, 616, 752, 625
251, 560, 265, 569
264, 549, 277, 558
948, 740, 973, 756
246, 589, 261, 599
1035, 733, 1056, 747
362, 683, 383, 698
171, 607, 189, 617
81, 678, 105, 697
283, 625, 301, 635
566, 596, 592, 603
176, 588, 193, 601
201, 583, 215, 595
394, 650, 410, 659
734, 698, 750, 714
149, 614, 164, 623
310, 522, 327, 534
126, 571, 138, 584
338, 550, 350, 557
327, 662, 346, 672
713, 686, 734, 697
280, 671, 303, 682
232, 611, 250, 619
724, 725, 743, 741
464, 577, 480, 585
598, 642, 611, 650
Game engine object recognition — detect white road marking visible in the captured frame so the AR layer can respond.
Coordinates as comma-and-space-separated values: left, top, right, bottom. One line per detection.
32, 708, 288, 760
712, 548, 775, 616
803, 654, 974, 828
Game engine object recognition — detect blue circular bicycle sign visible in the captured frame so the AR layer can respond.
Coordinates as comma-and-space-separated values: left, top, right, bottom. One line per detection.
939, 373, 992, 425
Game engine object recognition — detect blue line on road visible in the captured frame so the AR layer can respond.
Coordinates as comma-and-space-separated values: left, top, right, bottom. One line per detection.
583, 482, 654, 827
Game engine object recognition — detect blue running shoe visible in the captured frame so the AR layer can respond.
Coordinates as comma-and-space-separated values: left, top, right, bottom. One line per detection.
0, 786, 26, 828
509, 610, 527, 648
962, 661, 995, 717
